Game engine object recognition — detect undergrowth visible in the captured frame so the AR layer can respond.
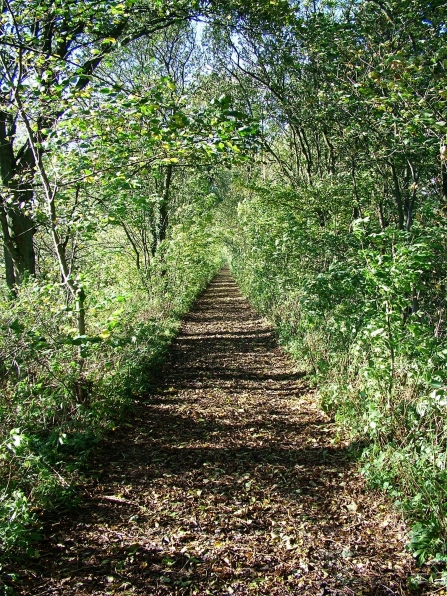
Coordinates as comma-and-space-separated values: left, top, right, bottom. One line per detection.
227, 186, 447, 581
0, 223, 223, 563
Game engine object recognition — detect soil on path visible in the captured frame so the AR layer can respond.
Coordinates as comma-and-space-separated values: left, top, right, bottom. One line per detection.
10, 269, 421, 595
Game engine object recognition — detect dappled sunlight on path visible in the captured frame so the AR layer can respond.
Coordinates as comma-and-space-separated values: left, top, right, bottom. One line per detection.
14, 268, 419, 595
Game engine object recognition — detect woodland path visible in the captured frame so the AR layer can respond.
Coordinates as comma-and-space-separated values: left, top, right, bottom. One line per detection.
14, 268, 422, 595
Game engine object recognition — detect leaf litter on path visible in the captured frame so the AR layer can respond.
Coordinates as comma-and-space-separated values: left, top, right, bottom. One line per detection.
4, 268, 432, 595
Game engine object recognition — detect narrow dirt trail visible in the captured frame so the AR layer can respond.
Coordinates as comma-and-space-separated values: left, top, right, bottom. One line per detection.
16, 268, 419, 595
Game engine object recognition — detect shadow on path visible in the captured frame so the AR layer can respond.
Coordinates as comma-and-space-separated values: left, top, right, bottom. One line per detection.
6, 268, 420, 595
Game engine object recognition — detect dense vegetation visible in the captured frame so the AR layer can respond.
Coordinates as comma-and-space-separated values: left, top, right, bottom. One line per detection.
1, 0, 447, 583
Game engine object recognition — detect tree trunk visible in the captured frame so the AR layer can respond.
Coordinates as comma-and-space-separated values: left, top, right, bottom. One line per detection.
159, 164, 173, 244
0, 112, 36, 288
390, 162, 404, 230
441, 146, 447, 210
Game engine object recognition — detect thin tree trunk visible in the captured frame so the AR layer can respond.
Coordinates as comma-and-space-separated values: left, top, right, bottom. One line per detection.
159, 164, 173, 244
441, 146, 447, 210
323, 128, 336, 176
351, 157, 361, 219
390, 162, 404, 230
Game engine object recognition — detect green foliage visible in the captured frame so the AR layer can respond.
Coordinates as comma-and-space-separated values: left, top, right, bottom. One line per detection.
0, 490, 37, 554
2, 0, 447, 581
0, 217, 223, 558
227, 182, 447, 571
0, 13, 229, 552
213, 0, 447, 576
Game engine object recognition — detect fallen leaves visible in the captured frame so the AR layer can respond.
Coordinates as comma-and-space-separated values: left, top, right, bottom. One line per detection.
3, 270, 424, 595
